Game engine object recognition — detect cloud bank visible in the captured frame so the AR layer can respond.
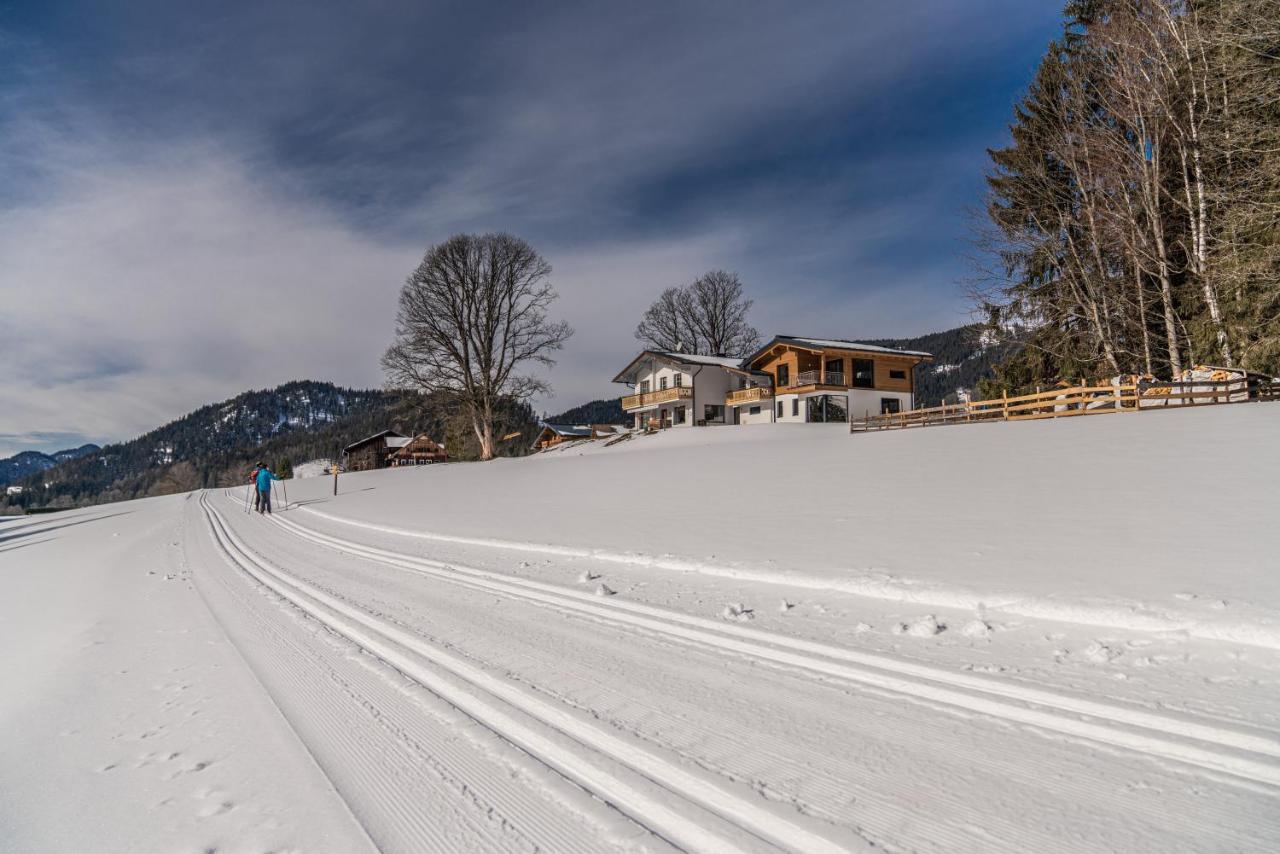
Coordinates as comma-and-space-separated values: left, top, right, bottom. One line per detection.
0, 1, 1059, 455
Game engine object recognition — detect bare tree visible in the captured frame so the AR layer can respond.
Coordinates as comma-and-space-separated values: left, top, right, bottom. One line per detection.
633, 270, 760, 356
634, 286, 695, 352
686, 270, 761, 356
382, 233, 573, 461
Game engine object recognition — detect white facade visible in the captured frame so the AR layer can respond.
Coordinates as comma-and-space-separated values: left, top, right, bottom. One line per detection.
615, 341, 928, 431
616, 352, 743, 429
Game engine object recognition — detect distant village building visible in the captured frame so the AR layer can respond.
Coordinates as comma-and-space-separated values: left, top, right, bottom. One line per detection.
343, 430, 408, 471
531, 424, 623, 451
5, 485, 23, 496
388, 434, 448, 465
613, 336, 933, 428
344, 430, 447, 470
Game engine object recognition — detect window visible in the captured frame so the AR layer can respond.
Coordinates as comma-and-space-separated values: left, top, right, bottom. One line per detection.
776, 364, 790, 388
889, 369, 906, 380
673, 405, 686, 425
749, 405, 761, 415
660, 376, 668, 390
853, 358, 874, 388
825, 358, 844, 383
674, 373, 683, 387
738, 378, 747, 390
791, 398, 799, 417
777, 401, 784, 418
704, 404, 724, 422
640, 380, 651, 393
881, 398, 901, 414
808, 395, 849, 423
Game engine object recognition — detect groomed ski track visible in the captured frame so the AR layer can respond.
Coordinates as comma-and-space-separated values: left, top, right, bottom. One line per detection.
192, 488, 1280, 852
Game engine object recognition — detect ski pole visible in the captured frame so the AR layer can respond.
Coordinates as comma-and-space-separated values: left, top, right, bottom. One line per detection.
282, 479, 289, 511
244, 483, 251, 514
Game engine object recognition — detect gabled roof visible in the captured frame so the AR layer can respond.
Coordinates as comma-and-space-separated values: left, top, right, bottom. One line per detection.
745, 335, 933, 365
612, 350, 746, 384
542, 424, 594, 437
343, 429, 407, 454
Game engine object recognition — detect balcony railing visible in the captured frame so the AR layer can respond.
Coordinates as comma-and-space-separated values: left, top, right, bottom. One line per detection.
726, 386, 773, 405
793, 370, 848, 387
621, 386, 693, 410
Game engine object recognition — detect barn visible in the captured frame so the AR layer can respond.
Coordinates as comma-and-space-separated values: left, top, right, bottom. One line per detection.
342, 430, 408, 471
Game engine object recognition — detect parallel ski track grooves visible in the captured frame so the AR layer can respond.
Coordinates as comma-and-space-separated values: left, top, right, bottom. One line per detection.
204, 494, 854, 854
236, 491, 1280, 790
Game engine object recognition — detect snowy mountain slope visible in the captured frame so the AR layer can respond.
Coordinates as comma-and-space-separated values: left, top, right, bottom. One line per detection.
3, 403, 1277, 852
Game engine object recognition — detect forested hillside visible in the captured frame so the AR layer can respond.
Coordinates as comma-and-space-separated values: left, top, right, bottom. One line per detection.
0, 444, 99, 487
3, 381, 540, 511
869, 324, 1024, 407
545, 398, 627, 425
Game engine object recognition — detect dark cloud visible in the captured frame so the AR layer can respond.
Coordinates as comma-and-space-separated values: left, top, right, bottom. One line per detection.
0, 1, 1061, 455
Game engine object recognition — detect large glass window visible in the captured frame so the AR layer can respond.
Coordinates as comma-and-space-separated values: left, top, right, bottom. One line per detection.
881, 398, 901, 414
825, 358, 844, 383
673, 405, 686, 425
853, 359, 875, 388
776, 364, 790, 388
807, 395, 849, 423
704, 404, 724, 423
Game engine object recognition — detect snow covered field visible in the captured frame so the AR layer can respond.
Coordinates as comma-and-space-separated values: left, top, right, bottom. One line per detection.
2, 404, 1278, 852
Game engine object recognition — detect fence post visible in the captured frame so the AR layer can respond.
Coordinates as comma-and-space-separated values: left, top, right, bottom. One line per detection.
1002, 389, 1008, 421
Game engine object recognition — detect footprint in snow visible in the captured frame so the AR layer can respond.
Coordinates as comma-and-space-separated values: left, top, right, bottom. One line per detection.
579, 570, 599, 583
722, 603, 754, 621
595, 583, 615, 597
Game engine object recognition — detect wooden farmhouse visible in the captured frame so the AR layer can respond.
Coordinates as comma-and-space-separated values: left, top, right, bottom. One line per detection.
613, 335, 933, 428
342, 430, 408, 471
531, 424, 623, 451
388, 434, 448, 465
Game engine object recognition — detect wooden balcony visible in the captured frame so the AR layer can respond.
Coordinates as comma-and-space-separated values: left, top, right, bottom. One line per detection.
726, 386, 773, 406
621, 386, 692, 410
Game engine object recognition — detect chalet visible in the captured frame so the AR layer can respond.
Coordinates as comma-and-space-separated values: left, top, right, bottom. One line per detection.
739, 336, 933, 423
342, 429, 408, 471
613, 336, 933, 428
612, 351, 746, 430
388, 434, 448, 465
532, 423, 623, 451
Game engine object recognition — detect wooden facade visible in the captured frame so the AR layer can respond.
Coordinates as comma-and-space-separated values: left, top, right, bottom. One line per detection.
342, 430, 407, 471
746, 340, 925, 397
389, 434, 448, 465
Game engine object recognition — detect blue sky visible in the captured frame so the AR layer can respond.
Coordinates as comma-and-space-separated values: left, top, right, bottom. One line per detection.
0, 1, 1063, 456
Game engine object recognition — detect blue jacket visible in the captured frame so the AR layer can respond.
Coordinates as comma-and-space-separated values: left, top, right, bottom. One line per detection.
256, 469, 280, 491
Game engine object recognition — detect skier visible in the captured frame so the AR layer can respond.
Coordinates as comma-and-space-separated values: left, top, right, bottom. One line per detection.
248, 462, 264, 511
255, 463, 281, 515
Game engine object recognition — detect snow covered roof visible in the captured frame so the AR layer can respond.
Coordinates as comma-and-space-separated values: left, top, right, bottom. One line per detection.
384, 437, 412, 448
612, 350, 746, 383
343, 429, 408, 453
655, 351, 746, 368
543, 424, 594, 437
746, 335, 933, 364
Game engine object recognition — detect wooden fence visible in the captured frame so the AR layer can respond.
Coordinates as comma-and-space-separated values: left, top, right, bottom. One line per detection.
851, 376, 1278, 433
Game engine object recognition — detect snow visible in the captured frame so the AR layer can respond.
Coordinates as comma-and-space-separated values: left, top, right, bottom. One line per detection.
292, 458, 334, 479
3, 403, 1279, 851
